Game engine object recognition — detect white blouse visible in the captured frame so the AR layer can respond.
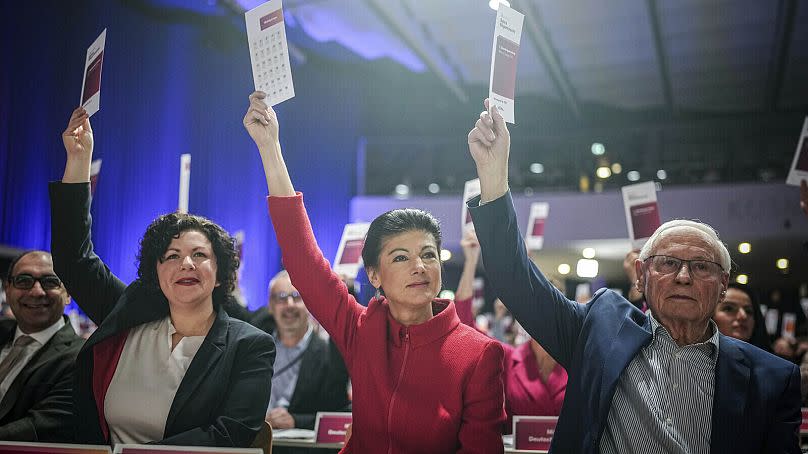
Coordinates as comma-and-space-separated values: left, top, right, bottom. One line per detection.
104, 316, 206, 444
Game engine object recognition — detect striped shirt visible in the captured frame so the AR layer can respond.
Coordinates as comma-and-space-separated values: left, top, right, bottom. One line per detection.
600, 313, 720, 454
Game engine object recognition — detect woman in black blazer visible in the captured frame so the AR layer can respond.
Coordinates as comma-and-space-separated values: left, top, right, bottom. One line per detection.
50, 107, 276, 446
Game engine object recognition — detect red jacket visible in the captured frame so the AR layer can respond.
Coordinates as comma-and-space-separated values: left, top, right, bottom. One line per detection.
268, 194, 506, 454
456, 298, 567, 428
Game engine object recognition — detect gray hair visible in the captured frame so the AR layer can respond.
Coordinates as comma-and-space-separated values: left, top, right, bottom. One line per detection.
267, 269, 290, 294
638, 219, 731, 272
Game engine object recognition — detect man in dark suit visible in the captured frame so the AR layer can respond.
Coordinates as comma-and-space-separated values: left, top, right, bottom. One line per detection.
0, 250, 84, 441
259, 271, 349, 449
466, 99, 800, 453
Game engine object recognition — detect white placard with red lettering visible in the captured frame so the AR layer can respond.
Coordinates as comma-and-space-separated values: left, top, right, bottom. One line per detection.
80, 29, 107, 118
313, 412, 352, 444
800, 407, 808, 433
461, 178, 481, 235
488, 4, 524, 124
114, 445, 260, 454
782, 312, 796, 339
246, 0, 295, 106
621, 181, 661, 249
0, 442, 110, 454
90, 159, 102, 196
525, 202, 549, 251
178, 154, 191, 214
786, 117, 808, 186
334, 223, 370, 279
512, 415, 557, 451
765, 308, 779, 335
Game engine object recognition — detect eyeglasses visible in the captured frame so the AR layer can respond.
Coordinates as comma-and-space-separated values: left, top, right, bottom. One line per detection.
270, 291, 302, 303
645, 255, 725, 280
645, 255, 724, 279
9, 274, 63, 291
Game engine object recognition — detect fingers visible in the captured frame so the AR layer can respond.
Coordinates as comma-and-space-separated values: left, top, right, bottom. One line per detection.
469, 113, 495, 147
244, 106, 270, 126
63, 108, 89, 137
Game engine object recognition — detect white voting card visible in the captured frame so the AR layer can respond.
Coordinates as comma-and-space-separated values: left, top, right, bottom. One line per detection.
90, 158, 102, 196
461, 178, 481, 235
786, 117, 808, 186
246, 0, 295, 106
488, 4, 524, 124
178, 153, 191, 214
334, 222, 370, 279
80, 29, 107, 118
621, 181, 661, 249
525, 202, 549, 251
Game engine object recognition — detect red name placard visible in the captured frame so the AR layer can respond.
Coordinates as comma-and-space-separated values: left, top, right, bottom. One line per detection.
0, 442, 110, 454
513, 416, 557, 451
314, 412, 353, 443
801, 408, 808, 433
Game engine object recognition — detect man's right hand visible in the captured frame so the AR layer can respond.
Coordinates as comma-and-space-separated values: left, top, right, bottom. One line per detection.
467, 98, 510, 203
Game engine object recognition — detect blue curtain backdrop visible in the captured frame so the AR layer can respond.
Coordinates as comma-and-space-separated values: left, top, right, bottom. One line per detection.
0, 1, 362, 310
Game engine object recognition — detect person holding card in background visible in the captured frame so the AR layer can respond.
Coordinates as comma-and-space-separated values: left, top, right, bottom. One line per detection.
244, 91, 505, 454
454, 229, 567, 430
50, 107, 276, 447
466, 98, 800, 453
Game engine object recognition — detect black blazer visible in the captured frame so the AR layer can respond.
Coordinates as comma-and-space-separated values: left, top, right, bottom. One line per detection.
279, 333, 350, 430
49, 182, 276, 447
0, 317, 84, 441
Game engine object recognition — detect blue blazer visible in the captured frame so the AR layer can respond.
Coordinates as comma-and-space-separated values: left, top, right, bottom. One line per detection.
470, 192, 801, 454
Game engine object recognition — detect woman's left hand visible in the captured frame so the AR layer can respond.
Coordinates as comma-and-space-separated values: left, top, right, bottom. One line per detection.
243, 91, 279, 150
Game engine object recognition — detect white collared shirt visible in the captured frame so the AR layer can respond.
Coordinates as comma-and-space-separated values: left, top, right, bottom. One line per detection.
0, 317, 65, 399
104, 316, 206, 444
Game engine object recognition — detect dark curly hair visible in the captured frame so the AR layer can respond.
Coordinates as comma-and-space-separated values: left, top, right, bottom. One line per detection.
361, 208, 442, 270
136, 212, 239, 307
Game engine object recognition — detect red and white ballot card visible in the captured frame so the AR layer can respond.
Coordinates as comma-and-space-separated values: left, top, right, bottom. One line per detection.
178, 153, 191, 214
0, 442, 110, 454
621, 181, 661, 249
90, 159, 102, 196
801, 408, 808, 433
765, 308, 779, 335
786, 117, 808, 186
334, 223, 370, 279
80, 29, 107, 118
314, 412, 353, 444
512, 415, 557, 451
488, 4, 524, 124
461, 178, 481, 235
525, 202, 550, 251
246, 0, 295, 106
113, 445, 260, 454
782, 312, 797, 339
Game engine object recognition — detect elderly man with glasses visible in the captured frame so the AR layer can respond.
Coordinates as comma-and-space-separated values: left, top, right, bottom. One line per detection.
0, 250, 84, 441
465, 99, 800, 454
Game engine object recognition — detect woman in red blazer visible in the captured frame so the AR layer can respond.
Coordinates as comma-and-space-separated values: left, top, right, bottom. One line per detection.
243, 92, 506, 454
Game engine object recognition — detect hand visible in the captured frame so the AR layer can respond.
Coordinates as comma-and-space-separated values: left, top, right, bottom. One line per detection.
243, 91, 279, 150
460, 228, 480, 263
267, 407, 295, 429
623, 250, 640, 283
800, 180, 808, 217
467, 98, 510, 202
62, 107, 93, 159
